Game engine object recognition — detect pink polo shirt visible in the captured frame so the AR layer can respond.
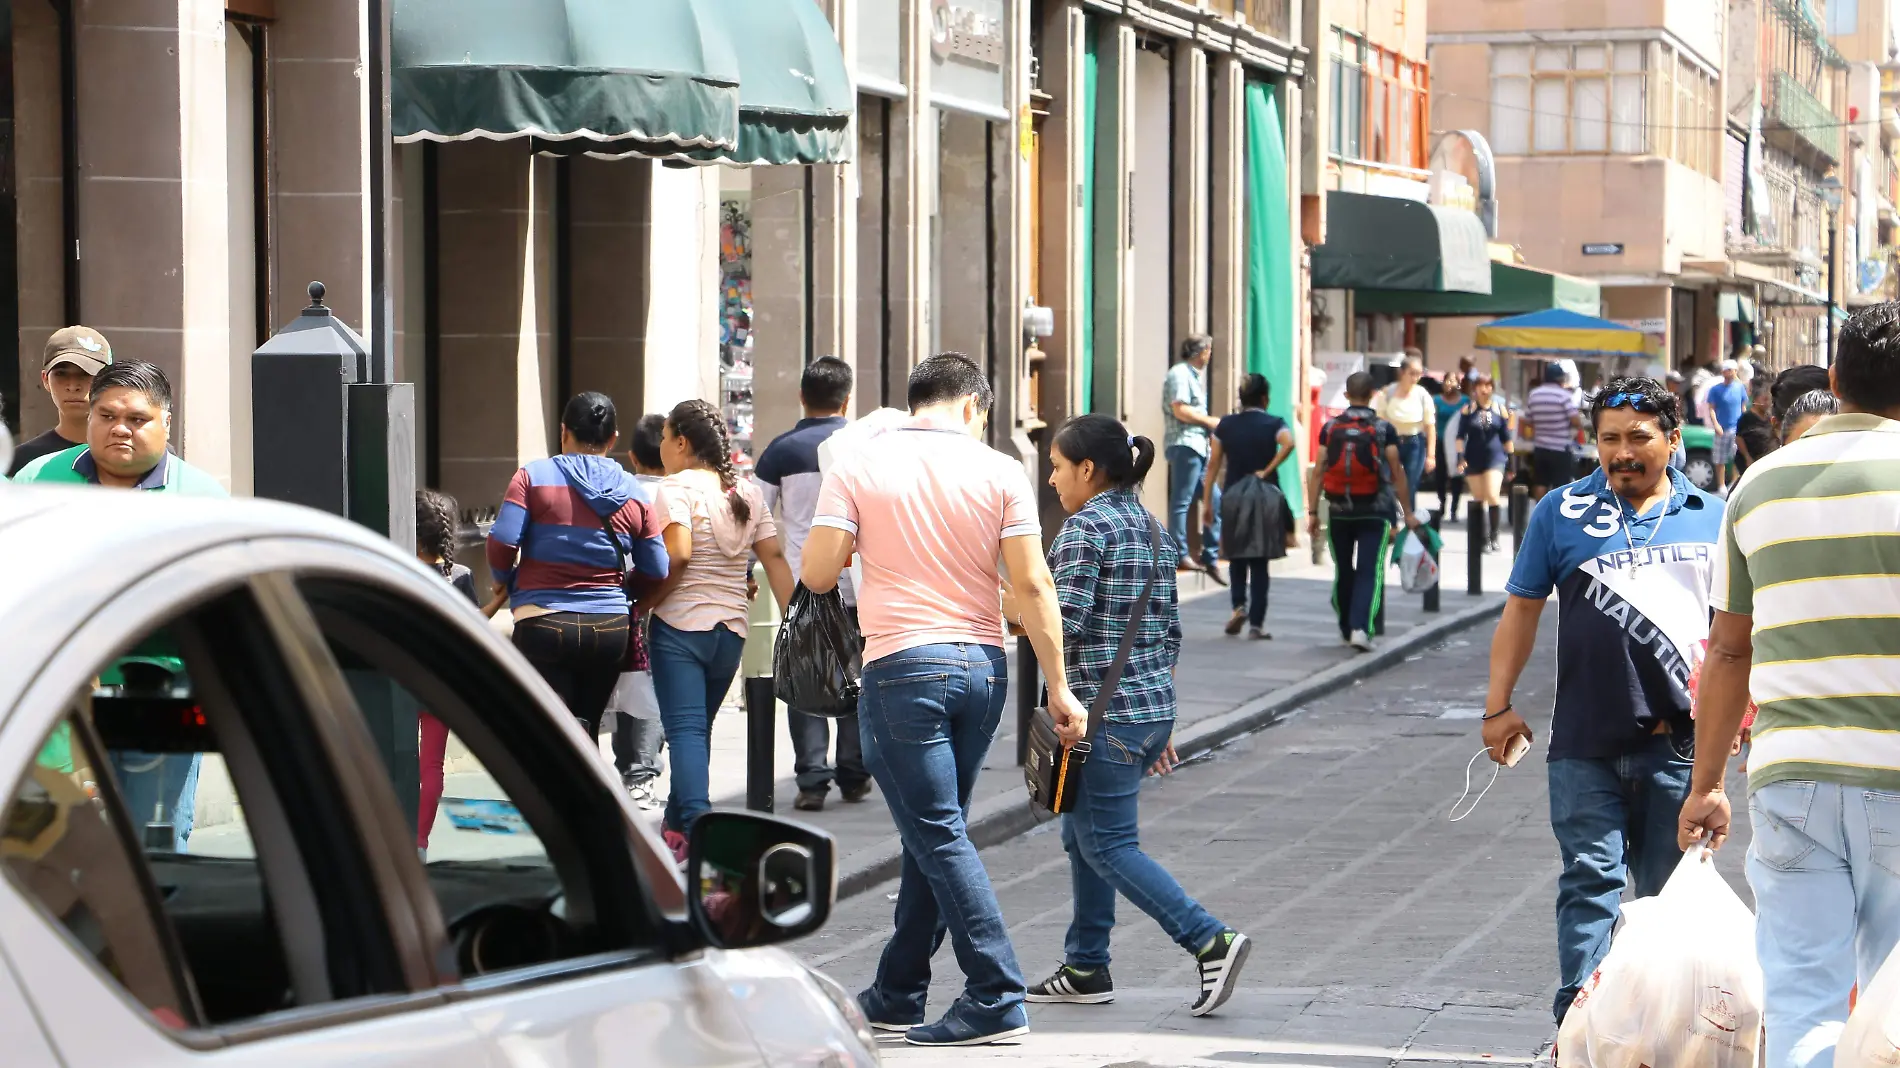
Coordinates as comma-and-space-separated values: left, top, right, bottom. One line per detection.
812, 417, 1041, 664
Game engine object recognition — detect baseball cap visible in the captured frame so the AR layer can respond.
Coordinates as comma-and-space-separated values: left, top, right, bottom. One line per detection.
42, 326, 111, 375
1719, 359, 1738, 372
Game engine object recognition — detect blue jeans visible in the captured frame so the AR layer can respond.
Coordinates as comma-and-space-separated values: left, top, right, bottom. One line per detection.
1749, 779, 1900, 1068
858, 643, 1025, 1031
1547, 731, 1693, 1024
111, 752, 201, 852
1166, 445, 1219, 566
1396, 434, 1426, 514
1328, 516, 1393, 638
1061, 718, 1225, 968
649, 617, 745, 832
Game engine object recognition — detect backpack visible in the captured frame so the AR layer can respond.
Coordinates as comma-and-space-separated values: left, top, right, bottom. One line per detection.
1321, 411, 1387, 503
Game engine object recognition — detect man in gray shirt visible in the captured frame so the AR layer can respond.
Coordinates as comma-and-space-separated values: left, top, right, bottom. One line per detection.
1164, 335, 1225, 584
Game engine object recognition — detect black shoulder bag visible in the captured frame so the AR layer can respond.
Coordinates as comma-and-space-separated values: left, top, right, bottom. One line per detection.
1024, 516, 1163, 815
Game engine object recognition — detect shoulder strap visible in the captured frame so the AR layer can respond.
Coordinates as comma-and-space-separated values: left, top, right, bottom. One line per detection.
569, 474, 629, 581
1085, 515, 1163, 742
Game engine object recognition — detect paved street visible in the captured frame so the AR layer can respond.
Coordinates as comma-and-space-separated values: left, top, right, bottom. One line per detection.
792, 619, 1756, 1068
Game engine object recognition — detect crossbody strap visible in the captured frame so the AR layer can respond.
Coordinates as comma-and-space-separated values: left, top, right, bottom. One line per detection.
1083, 514, 1163, 745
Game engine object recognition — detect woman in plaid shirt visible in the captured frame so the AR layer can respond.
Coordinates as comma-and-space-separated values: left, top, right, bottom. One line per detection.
1023, 414, 1252, 1017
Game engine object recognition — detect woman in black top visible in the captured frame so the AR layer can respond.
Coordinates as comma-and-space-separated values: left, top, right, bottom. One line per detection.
1201, 374, 1296, 638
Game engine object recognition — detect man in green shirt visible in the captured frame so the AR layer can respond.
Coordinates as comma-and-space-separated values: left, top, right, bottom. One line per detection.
13, 360, 225, 495
1680, 305, 1900, 1068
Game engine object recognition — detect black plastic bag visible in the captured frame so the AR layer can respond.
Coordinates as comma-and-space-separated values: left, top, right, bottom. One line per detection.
771, 584, 863, 718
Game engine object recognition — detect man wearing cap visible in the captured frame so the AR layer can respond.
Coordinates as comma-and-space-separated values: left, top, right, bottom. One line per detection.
6, 326, 112, 477
1705, 360, 1748, 496
15, 360, 224, 494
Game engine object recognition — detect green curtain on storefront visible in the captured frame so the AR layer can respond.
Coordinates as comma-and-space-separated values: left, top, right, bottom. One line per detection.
1079, 23, 1099, 414
1243, 81, 1302, 516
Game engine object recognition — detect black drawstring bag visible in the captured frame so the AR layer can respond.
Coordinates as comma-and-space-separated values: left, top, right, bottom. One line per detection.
772, 584, 863, 717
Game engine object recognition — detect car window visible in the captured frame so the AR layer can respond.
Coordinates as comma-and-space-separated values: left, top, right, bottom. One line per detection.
0, 589, 408, 1031
296, 577, 659, 981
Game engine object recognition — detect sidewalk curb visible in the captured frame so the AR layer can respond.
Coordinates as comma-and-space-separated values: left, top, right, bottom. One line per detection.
835, 591, 1509, 900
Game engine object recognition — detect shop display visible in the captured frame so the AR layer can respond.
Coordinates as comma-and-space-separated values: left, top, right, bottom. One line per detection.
719, 199, 756, 472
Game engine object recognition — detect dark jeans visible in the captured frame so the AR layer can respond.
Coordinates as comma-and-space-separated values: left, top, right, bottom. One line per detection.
1547, 731, 1694, 1024
1062, 718, 1225, 968
1328, 516, 1393, 637
789, 604, 868, 794
649, 617, 746, 832
1165, 445, 1219, 566
612, 714, 665, 785
1229, 558, 1270, 628
512, 612, 630, 736
859, 643, 1025, 1031
1395, 434, 1426, 514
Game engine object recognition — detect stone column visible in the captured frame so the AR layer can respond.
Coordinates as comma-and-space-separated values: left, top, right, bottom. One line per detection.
994, 0, 1032, 466
810, 0, 856, 411
14, 0, 63, 438
566, 156, 651, 421
748, 165, 807, 450
1091, 19, 1134, 420
1208, 55, 1247, 419
888, 0, 931, 377
1171, 44, 1210, 384
935, 111, 990, 365
1036, 0, 1086, 435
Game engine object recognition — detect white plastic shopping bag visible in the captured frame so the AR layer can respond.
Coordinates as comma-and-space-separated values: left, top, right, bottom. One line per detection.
603, 671, 660, 722
1397, 526, 1441, 593
1557, 844, 1763, 1068
1837, 936, 1900, 1067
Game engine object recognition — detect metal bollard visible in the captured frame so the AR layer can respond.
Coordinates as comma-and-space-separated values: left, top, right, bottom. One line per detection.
1015, 635, 1038, 767
741, 562, 782, 813
1511, 484, 1530, 557
1424, 508, 1442, 613
1468, 501, 1486, 596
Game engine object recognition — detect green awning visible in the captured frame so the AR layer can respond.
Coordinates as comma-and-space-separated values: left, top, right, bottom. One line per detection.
1354, 262, 1601, 317
394, 0, 853, 166
392, 0, 741, 154
1311, 191, 1493, 295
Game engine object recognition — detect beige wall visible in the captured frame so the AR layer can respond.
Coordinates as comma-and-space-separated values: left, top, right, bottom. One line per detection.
13, 0, 61, 440
1493, 157, 1723, 276
1333, 0, 1427, 62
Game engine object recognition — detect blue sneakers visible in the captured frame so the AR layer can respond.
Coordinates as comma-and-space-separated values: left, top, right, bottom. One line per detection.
903, 1004, 1030, 1047
854, 990, 922, 1033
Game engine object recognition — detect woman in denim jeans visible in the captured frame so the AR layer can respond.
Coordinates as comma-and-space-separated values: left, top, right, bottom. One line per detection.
644, 400, 794, 858
1024, 414, 1252, 1017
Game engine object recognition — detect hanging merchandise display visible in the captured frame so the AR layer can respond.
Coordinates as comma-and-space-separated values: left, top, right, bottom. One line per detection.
719, 198, 756, 472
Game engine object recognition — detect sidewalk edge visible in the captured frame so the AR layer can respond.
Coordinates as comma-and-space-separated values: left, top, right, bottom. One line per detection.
836, 593, 1509, 900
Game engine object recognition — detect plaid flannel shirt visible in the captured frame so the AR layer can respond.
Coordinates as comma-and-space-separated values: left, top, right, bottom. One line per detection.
1047, 489, 1182, 725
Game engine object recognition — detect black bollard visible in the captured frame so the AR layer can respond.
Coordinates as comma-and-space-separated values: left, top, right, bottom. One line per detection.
1468, 500, 1486, 596
1015, 635, 1037, 766
1424, 508, 1443, 614
1511, 484, 1530, 557
745, 676, 775, 813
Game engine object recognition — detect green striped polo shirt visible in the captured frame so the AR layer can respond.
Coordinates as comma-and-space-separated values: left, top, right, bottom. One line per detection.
1713, 413, 1900, 794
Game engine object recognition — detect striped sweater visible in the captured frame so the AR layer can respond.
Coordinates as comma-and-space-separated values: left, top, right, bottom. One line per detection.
1714, 413, 1900, 794
486, 454, 668, 615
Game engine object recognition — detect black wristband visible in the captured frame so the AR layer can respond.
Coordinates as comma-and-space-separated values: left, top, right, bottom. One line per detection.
1481, 704, 1514, 721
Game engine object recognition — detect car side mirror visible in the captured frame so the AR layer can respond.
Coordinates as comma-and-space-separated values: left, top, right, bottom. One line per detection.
686, 811, 835, 950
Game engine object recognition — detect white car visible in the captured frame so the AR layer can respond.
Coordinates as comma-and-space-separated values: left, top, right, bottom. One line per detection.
0, 484, 878, 1067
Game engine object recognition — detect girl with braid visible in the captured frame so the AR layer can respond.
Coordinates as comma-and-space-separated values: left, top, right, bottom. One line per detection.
414, 489, 502, 854
647, 399, 795, 852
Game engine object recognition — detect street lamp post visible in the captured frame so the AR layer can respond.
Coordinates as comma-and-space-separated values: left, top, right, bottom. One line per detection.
1820, 176, 1843, 362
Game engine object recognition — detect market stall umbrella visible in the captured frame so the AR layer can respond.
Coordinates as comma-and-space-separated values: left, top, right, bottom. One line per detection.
567, 0, 855, 165
1474, 308, 1650, 359
392, 0, 742, 156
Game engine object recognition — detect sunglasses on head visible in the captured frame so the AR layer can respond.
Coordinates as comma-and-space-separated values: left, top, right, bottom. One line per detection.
1600, 391, 1661, 413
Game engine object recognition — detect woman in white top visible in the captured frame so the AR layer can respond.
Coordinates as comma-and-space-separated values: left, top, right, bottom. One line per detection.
1379, 353, 1436, 515
645, 399, 795, 846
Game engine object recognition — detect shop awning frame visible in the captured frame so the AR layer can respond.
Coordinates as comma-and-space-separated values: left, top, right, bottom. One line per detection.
1311, 191, 1493, 295
1353, 261, 1599, 317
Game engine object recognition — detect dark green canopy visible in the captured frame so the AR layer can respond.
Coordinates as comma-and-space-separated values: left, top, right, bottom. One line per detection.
393, 0, 852, 166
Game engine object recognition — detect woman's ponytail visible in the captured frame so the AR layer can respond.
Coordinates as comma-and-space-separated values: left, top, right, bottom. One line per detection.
1052, 413, 1151, 491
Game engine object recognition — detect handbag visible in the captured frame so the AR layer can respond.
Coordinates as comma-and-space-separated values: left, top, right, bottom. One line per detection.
1024, 515, 1163, 815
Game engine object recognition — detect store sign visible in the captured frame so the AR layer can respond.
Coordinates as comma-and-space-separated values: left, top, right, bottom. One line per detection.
1614, 318, 1667, 335
1582, 243, 1625, 256
931, 0, 1007, 120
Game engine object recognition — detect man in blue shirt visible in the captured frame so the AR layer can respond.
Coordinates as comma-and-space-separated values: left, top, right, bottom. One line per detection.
1478, 376, 1725, 1028
1705, 360, 1748, 495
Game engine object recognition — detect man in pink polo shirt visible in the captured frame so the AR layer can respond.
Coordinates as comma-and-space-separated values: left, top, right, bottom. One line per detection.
802, 353, 1081, 1048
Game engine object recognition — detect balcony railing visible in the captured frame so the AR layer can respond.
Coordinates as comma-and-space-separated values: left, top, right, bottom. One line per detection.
1767, 69, 1841, 163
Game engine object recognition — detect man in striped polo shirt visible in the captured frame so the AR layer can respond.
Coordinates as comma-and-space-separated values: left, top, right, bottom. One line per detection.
1681, 304, 1900, 1068
1524, 361, 1583, 500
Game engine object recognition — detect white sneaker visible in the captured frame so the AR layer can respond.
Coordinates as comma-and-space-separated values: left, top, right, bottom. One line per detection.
1349, 629, 1374, 652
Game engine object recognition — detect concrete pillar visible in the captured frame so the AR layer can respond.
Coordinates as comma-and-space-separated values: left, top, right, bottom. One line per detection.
749, 165, 806, 448
566, 156, 650, 419
1092, 21, 1134, 420
855, 97, 892, 407
1208, 55, 1247, 417
14, 0, 62, 439
73, 0, 232, 483
1036, 0, 1086, 435
1128, 44, 1173, 520
996, 0, 1032, 464
642, 162, 719, 415
1172, 45, 1210, 357
889, 0, 931, 376
811, 0, 856, 409
936, 111, 990, 366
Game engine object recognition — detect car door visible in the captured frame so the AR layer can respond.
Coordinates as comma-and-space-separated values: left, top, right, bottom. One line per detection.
274, 548, 768, 1068
0, 541, 500, 1068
